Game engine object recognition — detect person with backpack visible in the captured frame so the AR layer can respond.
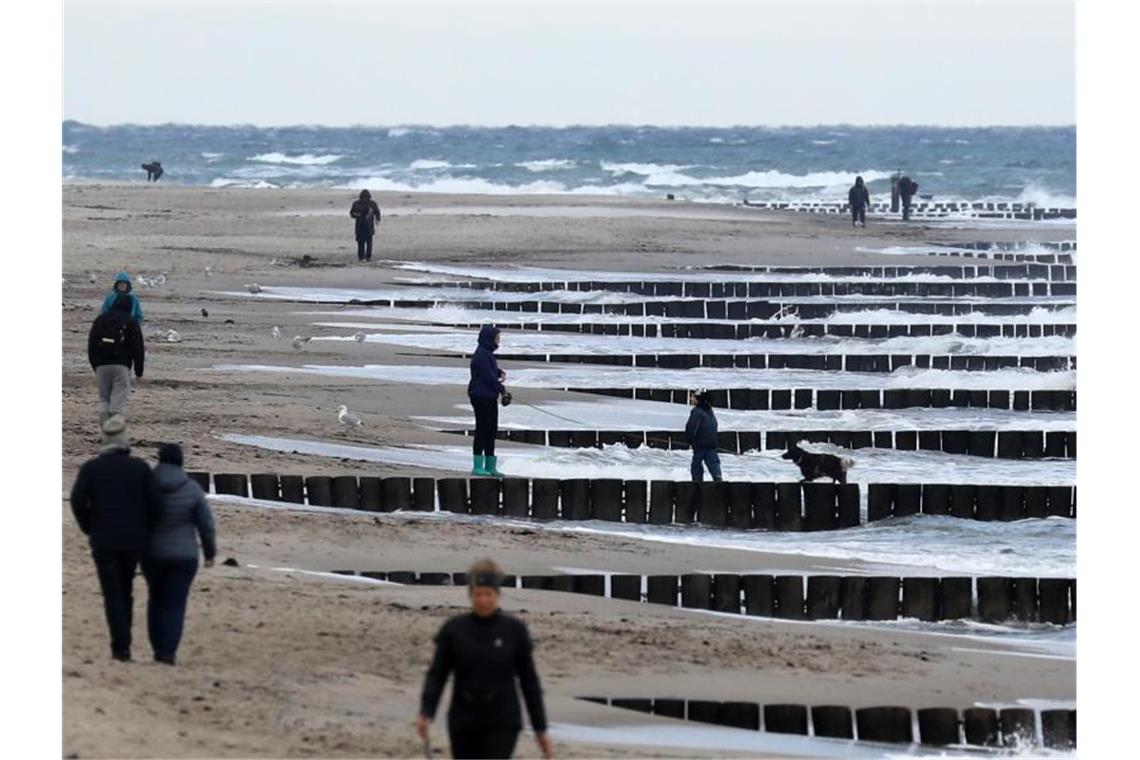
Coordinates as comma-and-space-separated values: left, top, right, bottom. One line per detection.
417, 558, 552, 759
143, 443, 216, 665
686, 389, 722, 482
468, 324, 508, 478
89, 294, 146, 425
898, 175, 918, 221
100, 272, 145, 322
848, 176, 871, 227
69, 415, 160, 661
349, 189, 382, 262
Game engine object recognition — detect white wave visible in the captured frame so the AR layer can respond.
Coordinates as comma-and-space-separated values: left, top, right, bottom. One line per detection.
200, 152, 224, 161
387, 127, 411, 137
209, 178, 278, 189
409, 159, 476, 170
1014, 181, 1078, 209
601, 161, 690, 176
939, 159, 955, 165
248, 152, 343, 166
646, 168, 895, 189
707, 137, 724, 144
810, 139, 837, 146
516, 158, 576, 172
337, 175, 567, 195
62, 144, 79, 154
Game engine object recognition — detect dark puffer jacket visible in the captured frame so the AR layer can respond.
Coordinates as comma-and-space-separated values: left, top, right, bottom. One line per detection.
467, 325, 504, 400
148, 463, 216, 562
69, 446, 159, 553
685, 404, 719, 450
88, 298, 146, 376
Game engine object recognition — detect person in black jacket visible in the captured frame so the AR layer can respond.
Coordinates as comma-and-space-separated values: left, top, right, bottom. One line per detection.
88, 294, 145, 426
468, 325, 508, 477
69, 415, 160, 661
899, 175, 918, 221
143, 443, 216, 665
417, 559, 552, 759
848, 175, 871, 227
349, 189, 382, 262
685, 390, 722, 481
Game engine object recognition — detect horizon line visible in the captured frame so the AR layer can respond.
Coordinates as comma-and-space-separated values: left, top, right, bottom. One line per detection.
63, 119, 1077, 130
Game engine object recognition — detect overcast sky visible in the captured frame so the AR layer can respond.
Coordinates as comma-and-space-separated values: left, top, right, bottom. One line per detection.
64, 1, 1075, 127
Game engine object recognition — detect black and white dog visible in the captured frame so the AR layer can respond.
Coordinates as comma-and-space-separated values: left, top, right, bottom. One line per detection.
782, 441, 855, 484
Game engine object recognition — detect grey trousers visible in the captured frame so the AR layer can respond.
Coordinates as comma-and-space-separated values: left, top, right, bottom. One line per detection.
96, 364, 132, 420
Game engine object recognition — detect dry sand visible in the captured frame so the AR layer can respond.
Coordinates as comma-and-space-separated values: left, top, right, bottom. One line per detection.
62, 185, 1074, 758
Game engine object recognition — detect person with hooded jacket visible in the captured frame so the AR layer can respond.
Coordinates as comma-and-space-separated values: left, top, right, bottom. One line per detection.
848, 176, 871, 227
70, 415, 161, 661
88, 294, 146, 426
100, 272, 145, 322
468, 325, 507, 477
685, 390, 722, 481
349, 189, 382, 262
143, 443, 216, 665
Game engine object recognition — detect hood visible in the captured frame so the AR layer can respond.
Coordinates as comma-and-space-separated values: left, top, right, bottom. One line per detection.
477, 324, 500, 352
113, 272, 133, 293
153, 462, 191, 493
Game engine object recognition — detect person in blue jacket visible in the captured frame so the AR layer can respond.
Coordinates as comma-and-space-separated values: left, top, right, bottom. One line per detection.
100, 272, 145, 322
468, 324, 508, 477
685, 389, 722, 481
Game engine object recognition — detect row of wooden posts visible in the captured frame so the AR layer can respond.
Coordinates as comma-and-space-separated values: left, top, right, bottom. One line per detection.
583, 697, 1075, 749
482, 320, 1077, 339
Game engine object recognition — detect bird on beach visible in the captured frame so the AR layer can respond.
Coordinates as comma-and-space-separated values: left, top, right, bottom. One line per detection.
353, 332, 367, 343
204, 266, 213, 281
201, 308, 209, 318
291, 335, 311, 350
271, 325, 281, 339
88, 272, 97, 284
245, 283, 262, 294
337, 405, 363, 428
165, 329, 182, 343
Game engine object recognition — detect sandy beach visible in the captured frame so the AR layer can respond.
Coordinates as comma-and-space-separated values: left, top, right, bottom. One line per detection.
61, 185, 1075, 758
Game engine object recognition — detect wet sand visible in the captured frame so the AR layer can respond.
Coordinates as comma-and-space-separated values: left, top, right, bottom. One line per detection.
62, 185, 1075, 758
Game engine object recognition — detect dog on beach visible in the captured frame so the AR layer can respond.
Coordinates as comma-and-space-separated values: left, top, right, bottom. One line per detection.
781, 441, 855, 483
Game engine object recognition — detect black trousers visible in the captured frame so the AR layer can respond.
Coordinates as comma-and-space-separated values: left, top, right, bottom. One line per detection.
142, 557, 199, 660
902, 199, 912, 220
92, 548, 141, 657
471, 397, 499, 457
449, 728, 519, 759
851, 206, 865, 225
356, 235, 373, 261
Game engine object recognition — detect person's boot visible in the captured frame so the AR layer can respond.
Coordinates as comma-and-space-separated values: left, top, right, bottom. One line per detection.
485, 455, 504, 478
98, 409, 111, 427
471, 454, 490, 476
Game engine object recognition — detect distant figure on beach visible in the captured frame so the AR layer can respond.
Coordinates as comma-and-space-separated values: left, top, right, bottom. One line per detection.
100, 272, 145, 322
898, 175, 918, 221
686, 390, 722, 481
88, 294, 146, 426
349, 189, 382, 262
69, 415, 158, 662
417, 559, 552, 760
144, 443, 216, 666
142, 161, 163, 182
848, 175, 871, 227
468, 325, 507, 478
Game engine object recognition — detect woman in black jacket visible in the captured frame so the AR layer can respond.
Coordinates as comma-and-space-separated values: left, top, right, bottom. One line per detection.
349, 189, 381, 262
686, 389, 722, 481
417, 559, 552, 759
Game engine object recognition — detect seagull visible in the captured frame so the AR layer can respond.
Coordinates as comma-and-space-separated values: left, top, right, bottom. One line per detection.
200, 308, 209, 318
337, 405, 363, 428
271, 325, 281, 339
155, 272, 167, 286
291, 335, 311, 350
165, 329, 181, 343
245, 283, 262, 294
204, 266, 213, 281
353, 332, 367, 343
788, 325, 804, 340
88, 272, 97, 284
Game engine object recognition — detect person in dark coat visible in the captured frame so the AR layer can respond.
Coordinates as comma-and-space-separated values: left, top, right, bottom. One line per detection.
349, 189, 382, 262
468, 325, 507, 477
417, 559, 552, 760
141, 161, 163, 181
685, 390, 722, 481
899, 175, 918, 221
143, 443, 216, 665
69, 415, 160, 661
848, 175, 871, 227
89, 294, 146, 425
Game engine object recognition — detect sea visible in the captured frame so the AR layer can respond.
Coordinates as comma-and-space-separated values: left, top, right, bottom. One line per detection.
62, 122, 1075, 206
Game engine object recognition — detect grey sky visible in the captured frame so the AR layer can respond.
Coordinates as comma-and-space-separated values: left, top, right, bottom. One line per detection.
64, 1, 1075, 127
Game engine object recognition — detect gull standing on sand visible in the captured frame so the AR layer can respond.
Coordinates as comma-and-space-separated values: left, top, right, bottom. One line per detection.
353, 332, 367, 343
204, 266, 212, 281
337, 405, 363, 428
271, 326, 281, 339
165, 329, 182, 343
88, 272, 98, 284
246, 283, 262, 294
291, 335, 311, 351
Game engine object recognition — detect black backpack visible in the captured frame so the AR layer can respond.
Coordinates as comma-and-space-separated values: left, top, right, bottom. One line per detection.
93, 313, 129, 360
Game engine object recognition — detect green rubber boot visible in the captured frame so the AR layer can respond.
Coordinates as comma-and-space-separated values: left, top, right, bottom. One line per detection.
472, 454, 490, 476
485, 455, 504, 478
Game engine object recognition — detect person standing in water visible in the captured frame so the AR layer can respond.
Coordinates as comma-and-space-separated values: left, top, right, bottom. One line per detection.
349, 189, 382, 262
848, 175, 871, 228
468, 324, 508, 477
417, 559, 552, 760
686, 389, 722, 482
